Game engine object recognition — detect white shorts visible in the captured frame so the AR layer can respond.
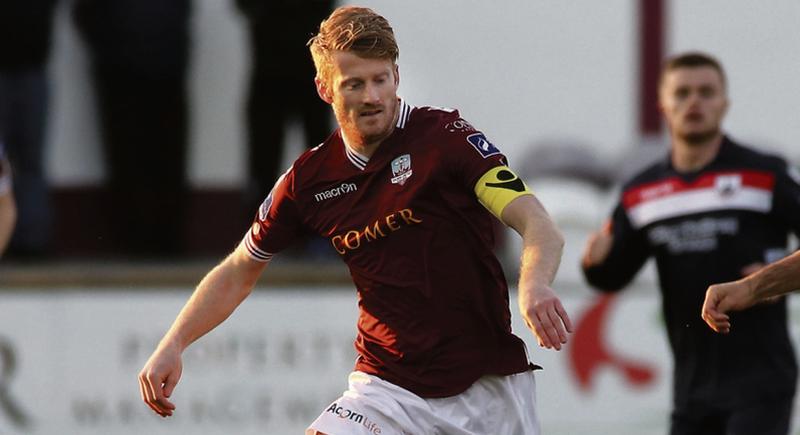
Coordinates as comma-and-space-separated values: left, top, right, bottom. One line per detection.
306, 370, 540, 435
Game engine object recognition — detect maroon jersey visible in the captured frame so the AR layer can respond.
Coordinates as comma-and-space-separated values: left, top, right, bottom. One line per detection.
245, 100, 530, 397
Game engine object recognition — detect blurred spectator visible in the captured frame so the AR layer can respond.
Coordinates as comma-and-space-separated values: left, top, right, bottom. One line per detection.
72, 0, 191, 257
236, 0, 334, 214
0, 142, 17, 256
0, 0, 58, 259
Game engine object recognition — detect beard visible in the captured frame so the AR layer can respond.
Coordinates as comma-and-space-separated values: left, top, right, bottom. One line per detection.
336, 102, 398, 147
340, 117, 392, 147
680, 127, 720, 146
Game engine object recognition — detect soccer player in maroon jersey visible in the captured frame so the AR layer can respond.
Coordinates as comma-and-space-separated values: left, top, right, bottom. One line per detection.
0, 142, 16, 256
139, 6, 572, 434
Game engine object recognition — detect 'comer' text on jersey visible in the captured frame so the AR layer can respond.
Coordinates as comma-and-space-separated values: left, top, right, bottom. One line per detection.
244, 99, 530, 398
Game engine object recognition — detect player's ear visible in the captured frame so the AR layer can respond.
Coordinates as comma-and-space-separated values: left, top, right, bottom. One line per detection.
656, 86, 666, 115
315, 77, 333, 104
393, 64, 400, 87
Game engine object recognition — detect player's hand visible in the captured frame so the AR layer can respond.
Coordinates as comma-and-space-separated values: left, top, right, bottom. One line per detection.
519, 285, 573, 350
139, 342, 183, 417
582, 220, 614, 267
701, 280, 756, 334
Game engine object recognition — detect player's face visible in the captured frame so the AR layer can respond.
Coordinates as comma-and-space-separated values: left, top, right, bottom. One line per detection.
659, 66, 728, 146
323, 51, 400, 148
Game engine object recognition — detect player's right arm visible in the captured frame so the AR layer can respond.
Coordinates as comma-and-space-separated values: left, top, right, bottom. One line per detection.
702, 250, 800, 333
138, 242, 268, 417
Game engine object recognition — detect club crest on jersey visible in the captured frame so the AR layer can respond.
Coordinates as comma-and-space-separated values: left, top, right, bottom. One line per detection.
390, 154, 413, 185
467, 133, 500, 158
715, 174, 742, 197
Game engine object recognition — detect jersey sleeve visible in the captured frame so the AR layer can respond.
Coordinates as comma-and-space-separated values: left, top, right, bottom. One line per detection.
242, 167, 303, 262
582, 201, 651, 292
474, 166, 533, 220
437, 111, 509, 192
772, 160, 800, 237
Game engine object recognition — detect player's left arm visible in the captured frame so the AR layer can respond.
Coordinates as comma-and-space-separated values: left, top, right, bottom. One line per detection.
703, 250, 800, 333
475, 166, 573, 350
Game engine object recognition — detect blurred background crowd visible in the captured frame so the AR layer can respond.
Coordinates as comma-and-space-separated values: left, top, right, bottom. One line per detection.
0, 0, 335, 263
0, 0, 798, 270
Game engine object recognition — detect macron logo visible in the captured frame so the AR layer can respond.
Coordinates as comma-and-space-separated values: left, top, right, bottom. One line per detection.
314, 183, 357, 202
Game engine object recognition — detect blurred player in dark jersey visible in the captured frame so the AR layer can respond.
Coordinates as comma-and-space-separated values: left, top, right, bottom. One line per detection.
703, 250, 800, 333
582, 52, 800, 435
0, 142, 16, 256
139, 6, 572, 434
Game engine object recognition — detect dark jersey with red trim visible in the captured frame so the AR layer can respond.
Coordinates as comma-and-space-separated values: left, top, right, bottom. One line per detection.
583, 136, 800, 409
245, 100, 530, 398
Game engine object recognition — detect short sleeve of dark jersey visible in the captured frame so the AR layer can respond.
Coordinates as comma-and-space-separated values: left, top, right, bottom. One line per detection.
437, 110, 507, 189
582, 202, 650, 292
243, 168, 303, 262
772, 160, 800, 237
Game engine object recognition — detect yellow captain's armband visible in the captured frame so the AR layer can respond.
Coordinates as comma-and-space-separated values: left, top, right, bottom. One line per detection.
474, 166, 533, 219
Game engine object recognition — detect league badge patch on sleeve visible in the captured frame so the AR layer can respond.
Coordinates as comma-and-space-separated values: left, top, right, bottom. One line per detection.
467, 133, 501, 158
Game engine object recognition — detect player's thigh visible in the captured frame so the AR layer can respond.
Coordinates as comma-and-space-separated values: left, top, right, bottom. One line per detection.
306, 372, 414, 435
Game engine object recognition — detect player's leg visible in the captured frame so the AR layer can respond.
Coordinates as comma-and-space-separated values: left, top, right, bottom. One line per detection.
426, 370, 541, 435
308, 370, 542, 434
306, 371, 419, 435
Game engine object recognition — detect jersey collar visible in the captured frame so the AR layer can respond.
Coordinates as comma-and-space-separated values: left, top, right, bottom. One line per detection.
343, 98, 414, 171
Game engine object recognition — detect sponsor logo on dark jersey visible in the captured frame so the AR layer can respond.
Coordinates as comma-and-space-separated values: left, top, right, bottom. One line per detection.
467, 133, 501, 158
331, 208, 423, 254
647, 217, 739, 254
